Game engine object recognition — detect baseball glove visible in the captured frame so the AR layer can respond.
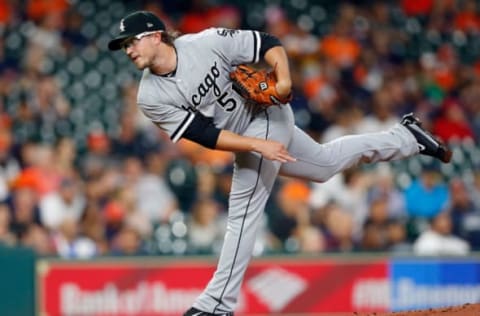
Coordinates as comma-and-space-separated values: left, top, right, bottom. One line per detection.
229, 64, 292, 106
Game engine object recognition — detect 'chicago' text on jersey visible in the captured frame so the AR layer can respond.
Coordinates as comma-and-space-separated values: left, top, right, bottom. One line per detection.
192, 61, 221, 106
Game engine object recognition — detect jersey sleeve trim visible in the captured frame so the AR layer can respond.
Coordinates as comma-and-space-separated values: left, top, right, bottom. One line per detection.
170, 111, 195, 143
251, 31, 261, 63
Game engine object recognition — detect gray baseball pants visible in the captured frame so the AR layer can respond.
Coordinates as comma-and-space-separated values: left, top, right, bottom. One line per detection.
193, 104, 418, 313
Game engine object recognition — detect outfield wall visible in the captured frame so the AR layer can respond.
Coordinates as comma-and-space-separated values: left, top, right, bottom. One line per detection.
33, 255, 480, 316
0, 246, 35, 316
1, 248, 479, 316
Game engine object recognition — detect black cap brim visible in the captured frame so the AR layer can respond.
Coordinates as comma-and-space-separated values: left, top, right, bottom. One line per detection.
108, 34, 134, 51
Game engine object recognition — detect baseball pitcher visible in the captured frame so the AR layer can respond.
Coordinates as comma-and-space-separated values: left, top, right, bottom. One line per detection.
108, 11, 452, 316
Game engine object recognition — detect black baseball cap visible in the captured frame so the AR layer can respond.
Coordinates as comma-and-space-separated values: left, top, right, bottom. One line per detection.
108, 11, 165, 51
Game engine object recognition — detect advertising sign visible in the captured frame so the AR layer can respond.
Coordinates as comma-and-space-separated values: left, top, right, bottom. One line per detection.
390, 259, 480, 312
37, 258, 389, 315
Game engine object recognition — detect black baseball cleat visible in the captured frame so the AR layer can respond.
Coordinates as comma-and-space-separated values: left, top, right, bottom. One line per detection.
183, 307, 234, 316
401, 113, 452, 163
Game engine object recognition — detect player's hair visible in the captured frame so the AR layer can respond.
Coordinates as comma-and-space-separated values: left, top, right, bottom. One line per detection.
161, 30, 181, 47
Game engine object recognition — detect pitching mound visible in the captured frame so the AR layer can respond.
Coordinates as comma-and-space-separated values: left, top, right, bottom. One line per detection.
355, 302, 480, 316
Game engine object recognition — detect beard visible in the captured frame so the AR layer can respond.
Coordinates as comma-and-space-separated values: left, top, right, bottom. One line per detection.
132, 56, 149, 70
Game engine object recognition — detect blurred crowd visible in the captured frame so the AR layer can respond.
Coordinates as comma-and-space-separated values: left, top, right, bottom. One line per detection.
0, 0, 479, 259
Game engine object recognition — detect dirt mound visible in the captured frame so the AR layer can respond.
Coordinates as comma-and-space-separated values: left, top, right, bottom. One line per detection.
355, 303, 479, 316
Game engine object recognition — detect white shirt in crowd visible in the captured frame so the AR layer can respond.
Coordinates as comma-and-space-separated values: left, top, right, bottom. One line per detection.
39, 192, 85, 230
413, 230, 470, 256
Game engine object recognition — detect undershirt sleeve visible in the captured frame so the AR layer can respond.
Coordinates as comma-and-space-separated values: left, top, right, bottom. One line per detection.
259, 32, 282, 58
182, 112, 221, 149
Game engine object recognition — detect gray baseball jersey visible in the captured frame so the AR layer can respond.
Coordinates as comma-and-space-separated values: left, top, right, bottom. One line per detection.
138, 28, 259, 142
137, 28, 419, 314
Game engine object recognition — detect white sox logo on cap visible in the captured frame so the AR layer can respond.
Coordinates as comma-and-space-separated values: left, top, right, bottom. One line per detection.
108, 11, 167, 51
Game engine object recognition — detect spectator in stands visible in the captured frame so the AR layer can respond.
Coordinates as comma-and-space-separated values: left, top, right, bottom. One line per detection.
83, 165, 122, 209
320, 5, 361, 69
39, 176, 85, 231
264, 5, 292, 40
266, 188, 297, 251
195, 166, 218, 201
468, 168, 480, 211
135, 149, 180, 224
440, 43, 459, 84
81, 128, 112, 179
26, 0, 69, 55
165, 159, 198, 212
448, 178, 480, 249
356, 86, 399, 134
458, 80, 480, 139
281, 180, 326, 254
26, 0, 69, 23
142, 1, 177, 31
8, 186, 40, 239
361, 220, 386, 252
321, 202, 355, 252
33, 75, 73, 145
299, 59, 339, 137
62, 9, 88, 50
454, 0, 480, 33
367, 164, 407, 220
413, 211, 470, 256
0, 0, 480, 260
0, 0, 13, 27
0, 203, 15, 246
268, 180, 313, 252
432, 98, 475, 143
110, 225, 146, 256
80, 201, 108, 255
0, 126, 21, 201
360, 197, 392, 251
111, 111, 155, 160
178, 1, 241, 34
54, 137, 78, 177
12, 143, 63, 198
386, 219, 411, 254
404, 162, 450, 219
107, 181, 152, 240
321, 106, 362, 143
186, 197, 226, 254
311, 168, 371, 241
213, 165, 233, 212
401, 0, 433, 17
51, 217, 97, 259
19, 224, 54, 256
292, 223, 326, 253
11, 95, 41, 145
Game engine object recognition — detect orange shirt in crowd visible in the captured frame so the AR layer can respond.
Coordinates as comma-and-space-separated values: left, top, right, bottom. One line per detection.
12, 167, 62, 197
26, 0, 69, 21
303, 76, 328, 100
433, 101, 475, 142
455, 11, 480, 32
0, 0, 12, 25
321, 35, 360, 68
279, 180, 311, 204
433, 67, 456, 92
401, 0, 433, 16
433, 118, 475, 142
